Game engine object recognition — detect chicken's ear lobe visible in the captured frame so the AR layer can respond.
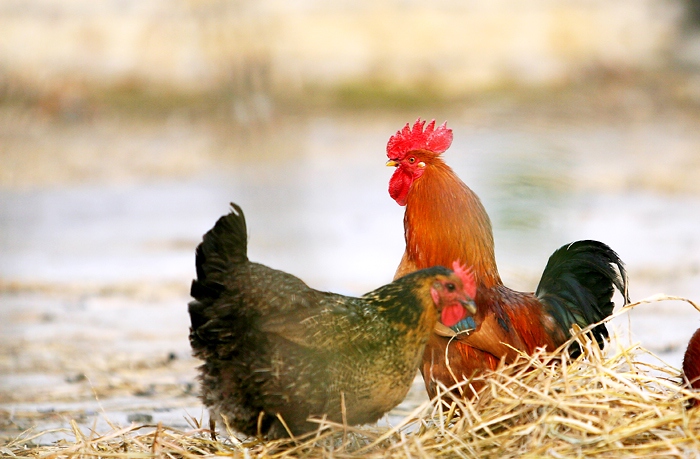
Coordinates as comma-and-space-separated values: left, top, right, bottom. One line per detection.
452, 261, 477, 299
430, 285, 441, 306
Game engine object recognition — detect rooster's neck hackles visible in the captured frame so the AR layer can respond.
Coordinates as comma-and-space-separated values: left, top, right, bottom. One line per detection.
404, 157, 502, 289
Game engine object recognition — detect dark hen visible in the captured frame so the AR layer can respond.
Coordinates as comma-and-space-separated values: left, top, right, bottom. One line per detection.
189, 203, 476, 438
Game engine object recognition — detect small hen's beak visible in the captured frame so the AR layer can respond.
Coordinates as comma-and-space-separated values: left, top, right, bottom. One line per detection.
461, 298, 477, 315
386, 160, 398, 167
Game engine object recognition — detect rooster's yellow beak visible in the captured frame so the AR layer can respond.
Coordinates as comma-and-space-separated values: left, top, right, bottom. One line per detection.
386, 160, 398, 167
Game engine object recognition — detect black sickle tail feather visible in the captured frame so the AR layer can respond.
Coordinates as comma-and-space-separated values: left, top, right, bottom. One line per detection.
189, 203, 249, 332
535, 240, 630, 355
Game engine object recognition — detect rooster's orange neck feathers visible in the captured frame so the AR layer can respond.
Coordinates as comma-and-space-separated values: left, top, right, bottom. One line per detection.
403, 158, 502, 289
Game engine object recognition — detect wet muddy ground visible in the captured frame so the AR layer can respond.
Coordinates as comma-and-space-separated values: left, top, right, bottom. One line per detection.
2, 88, 700, 443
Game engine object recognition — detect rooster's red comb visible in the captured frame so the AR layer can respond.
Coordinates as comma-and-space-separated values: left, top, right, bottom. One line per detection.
386, 118, 453, 159
452, 261, 477, 299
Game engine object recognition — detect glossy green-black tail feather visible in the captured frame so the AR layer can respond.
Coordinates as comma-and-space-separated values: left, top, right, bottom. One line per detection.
536, 240, 629, 356
189, 203, 249, 333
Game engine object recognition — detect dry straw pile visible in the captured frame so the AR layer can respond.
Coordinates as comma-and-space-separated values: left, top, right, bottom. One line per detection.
6, 296, 700, 458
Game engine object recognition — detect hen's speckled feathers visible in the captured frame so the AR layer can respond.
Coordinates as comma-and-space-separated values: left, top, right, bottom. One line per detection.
189, 203, 468, 438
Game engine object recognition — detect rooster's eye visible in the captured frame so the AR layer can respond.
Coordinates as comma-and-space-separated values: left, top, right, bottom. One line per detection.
408, 157, 415, 164
446, 283, 455, 292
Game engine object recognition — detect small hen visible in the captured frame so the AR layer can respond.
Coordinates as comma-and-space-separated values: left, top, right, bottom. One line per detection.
385, 119, 630, 398
188, 203, 477, 438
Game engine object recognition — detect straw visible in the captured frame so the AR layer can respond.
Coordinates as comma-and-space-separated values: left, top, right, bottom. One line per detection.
6, 295, 700, 458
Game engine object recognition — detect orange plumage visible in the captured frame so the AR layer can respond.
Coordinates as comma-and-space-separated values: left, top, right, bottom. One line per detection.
386, 119, 630, 399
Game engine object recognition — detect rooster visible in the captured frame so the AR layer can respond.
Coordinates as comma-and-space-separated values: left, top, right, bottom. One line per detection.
188, 203, 477, 438
385, 119, 630, 398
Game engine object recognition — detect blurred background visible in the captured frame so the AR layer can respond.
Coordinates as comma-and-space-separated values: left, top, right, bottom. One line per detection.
2, 0, 700, 442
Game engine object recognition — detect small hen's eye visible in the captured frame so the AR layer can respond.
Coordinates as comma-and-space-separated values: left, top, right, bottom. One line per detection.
446, 282, 455, 292
408, 157, 416, 164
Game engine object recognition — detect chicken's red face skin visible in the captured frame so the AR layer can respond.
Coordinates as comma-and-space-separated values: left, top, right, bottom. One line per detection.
429, 276, 476, 328
387, 152, 429, 206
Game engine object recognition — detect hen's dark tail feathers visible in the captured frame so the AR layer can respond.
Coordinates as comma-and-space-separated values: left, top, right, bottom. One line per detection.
536, 240, 629, 355
189, 203, 249, 331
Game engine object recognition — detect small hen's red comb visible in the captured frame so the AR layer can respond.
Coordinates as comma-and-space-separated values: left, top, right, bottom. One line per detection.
386, 118, 453, 159
452, 261, 477, 299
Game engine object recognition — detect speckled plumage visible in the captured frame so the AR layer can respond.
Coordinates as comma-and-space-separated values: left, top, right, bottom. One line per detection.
188, 203, 471, 438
